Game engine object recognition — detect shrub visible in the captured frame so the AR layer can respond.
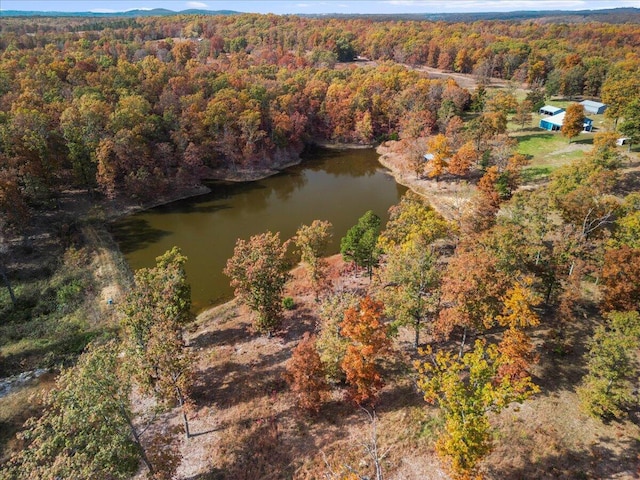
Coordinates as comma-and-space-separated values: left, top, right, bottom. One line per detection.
282, 297, 295, 310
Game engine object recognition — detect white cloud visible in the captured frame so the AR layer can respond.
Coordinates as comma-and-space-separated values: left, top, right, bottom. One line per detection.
90, 9, 118, 13
296, 3, 311, 6
187, 1, 209, 8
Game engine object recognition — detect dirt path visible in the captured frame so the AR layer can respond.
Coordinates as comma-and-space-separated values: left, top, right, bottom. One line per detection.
413, 65, 512, 90
80, 223, 131, 325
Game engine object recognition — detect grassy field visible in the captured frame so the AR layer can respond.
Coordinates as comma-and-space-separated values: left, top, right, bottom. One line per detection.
507, 100, 610, 183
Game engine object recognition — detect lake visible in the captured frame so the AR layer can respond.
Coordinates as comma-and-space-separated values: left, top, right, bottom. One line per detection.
111, 147, 407, 312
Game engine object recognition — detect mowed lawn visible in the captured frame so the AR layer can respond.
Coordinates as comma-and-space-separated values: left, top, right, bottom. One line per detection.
509, 108, 602, 183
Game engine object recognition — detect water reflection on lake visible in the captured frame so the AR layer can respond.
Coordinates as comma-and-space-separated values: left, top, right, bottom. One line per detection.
111, 147, 407, 311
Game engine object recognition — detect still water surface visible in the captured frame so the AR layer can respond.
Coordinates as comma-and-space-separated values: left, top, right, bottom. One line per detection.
111, 147, 407, 312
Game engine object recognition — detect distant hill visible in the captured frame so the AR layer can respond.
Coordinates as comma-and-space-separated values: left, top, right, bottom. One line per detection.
0, 6, 638, 24
307, 8, 640, 24
0, 8, 238, 17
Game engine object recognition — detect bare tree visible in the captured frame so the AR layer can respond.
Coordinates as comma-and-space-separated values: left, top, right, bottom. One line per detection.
323, 408, 390, 480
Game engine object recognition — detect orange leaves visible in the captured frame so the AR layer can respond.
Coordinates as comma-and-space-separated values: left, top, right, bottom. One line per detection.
496, 277, 541, 387
601, 246, 640, 313
448, 141, 477, 177
496, 328, 539, 388
341, 297, 390, 354
340, 296, 391, 406
561, 103, 586, 143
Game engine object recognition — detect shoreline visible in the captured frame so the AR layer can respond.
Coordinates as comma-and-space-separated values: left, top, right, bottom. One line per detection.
101, 139, 467, 322
103, 141, 379, 221
376, 140, 474, 222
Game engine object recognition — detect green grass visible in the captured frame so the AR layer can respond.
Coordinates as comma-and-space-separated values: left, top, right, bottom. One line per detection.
516, 131, 568, 158
509, 122, 595, 184
0, 247, 105, 375
521, 166, 553, 183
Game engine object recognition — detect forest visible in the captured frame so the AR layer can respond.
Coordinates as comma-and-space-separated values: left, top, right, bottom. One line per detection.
1, 10, 640, 480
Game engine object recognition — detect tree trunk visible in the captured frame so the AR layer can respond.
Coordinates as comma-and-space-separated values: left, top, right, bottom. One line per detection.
0, 264, 16, 306
176, 387, 191, 439
120, 405, 155, 475
459, 326, 467, 359
545, 278, 555, 306
414, 315, 421, 350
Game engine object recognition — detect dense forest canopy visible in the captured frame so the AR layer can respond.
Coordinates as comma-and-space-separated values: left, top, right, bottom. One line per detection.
1, 11, 640, 480
0, 13, 638, 217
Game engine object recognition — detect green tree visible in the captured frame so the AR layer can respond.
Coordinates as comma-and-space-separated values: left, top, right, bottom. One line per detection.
341, 210, 381, 280
561, 103, 585, 143
121, 247, 191, 354
379, 239, 440, 349
610, 193, 640, 249
60, 94, 110, 194
1, 342, 148, 480
619, 97, 640, 151
416, 340, 538, 479
316, 291, 360, 383
578, 311, 640, 419
121, 247, 195, 438
334, 35, 357, 62
295, 220, 333, 299
224, 231, 292, 334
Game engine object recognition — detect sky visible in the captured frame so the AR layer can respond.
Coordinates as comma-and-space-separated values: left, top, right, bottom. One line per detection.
1, 0, 639, 15
0, 0, 640, 14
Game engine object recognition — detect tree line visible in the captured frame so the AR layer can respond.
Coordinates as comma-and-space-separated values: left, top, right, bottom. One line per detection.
1, 13, 639, 236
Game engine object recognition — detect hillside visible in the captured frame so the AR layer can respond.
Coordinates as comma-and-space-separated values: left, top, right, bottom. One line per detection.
2, 7, 639, 23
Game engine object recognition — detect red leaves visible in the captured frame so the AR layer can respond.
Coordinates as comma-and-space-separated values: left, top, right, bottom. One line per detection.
601, 246, 640, 313
285, 333, 330, 413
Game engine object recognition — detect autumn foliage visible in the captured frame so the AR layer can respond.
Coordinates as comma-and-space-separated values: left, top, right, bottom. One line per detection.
285, 333, 331, 413
601, 246, 640, 312
224, 231, 292, 334
340, 296, 391, 406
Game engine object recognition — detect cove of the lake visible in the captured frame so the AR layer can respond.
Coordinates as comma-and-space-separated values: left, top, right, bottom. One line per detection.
111, 147, 407, 312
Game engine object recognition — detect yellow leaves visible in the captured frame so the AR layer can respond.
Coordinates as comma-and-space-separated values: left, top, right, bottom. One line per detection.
497, 276, 541, 329
378, 191, 451, 251
426, 134, 451, 179
415, 339, 537, 478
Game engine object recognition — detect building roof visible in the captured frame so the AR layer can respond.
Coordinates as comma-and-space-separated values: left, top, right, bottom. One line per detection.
543, 111, 566, 126
580, 100, 606, 109
540, 111, 593, 127
540, 105, 564, 114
